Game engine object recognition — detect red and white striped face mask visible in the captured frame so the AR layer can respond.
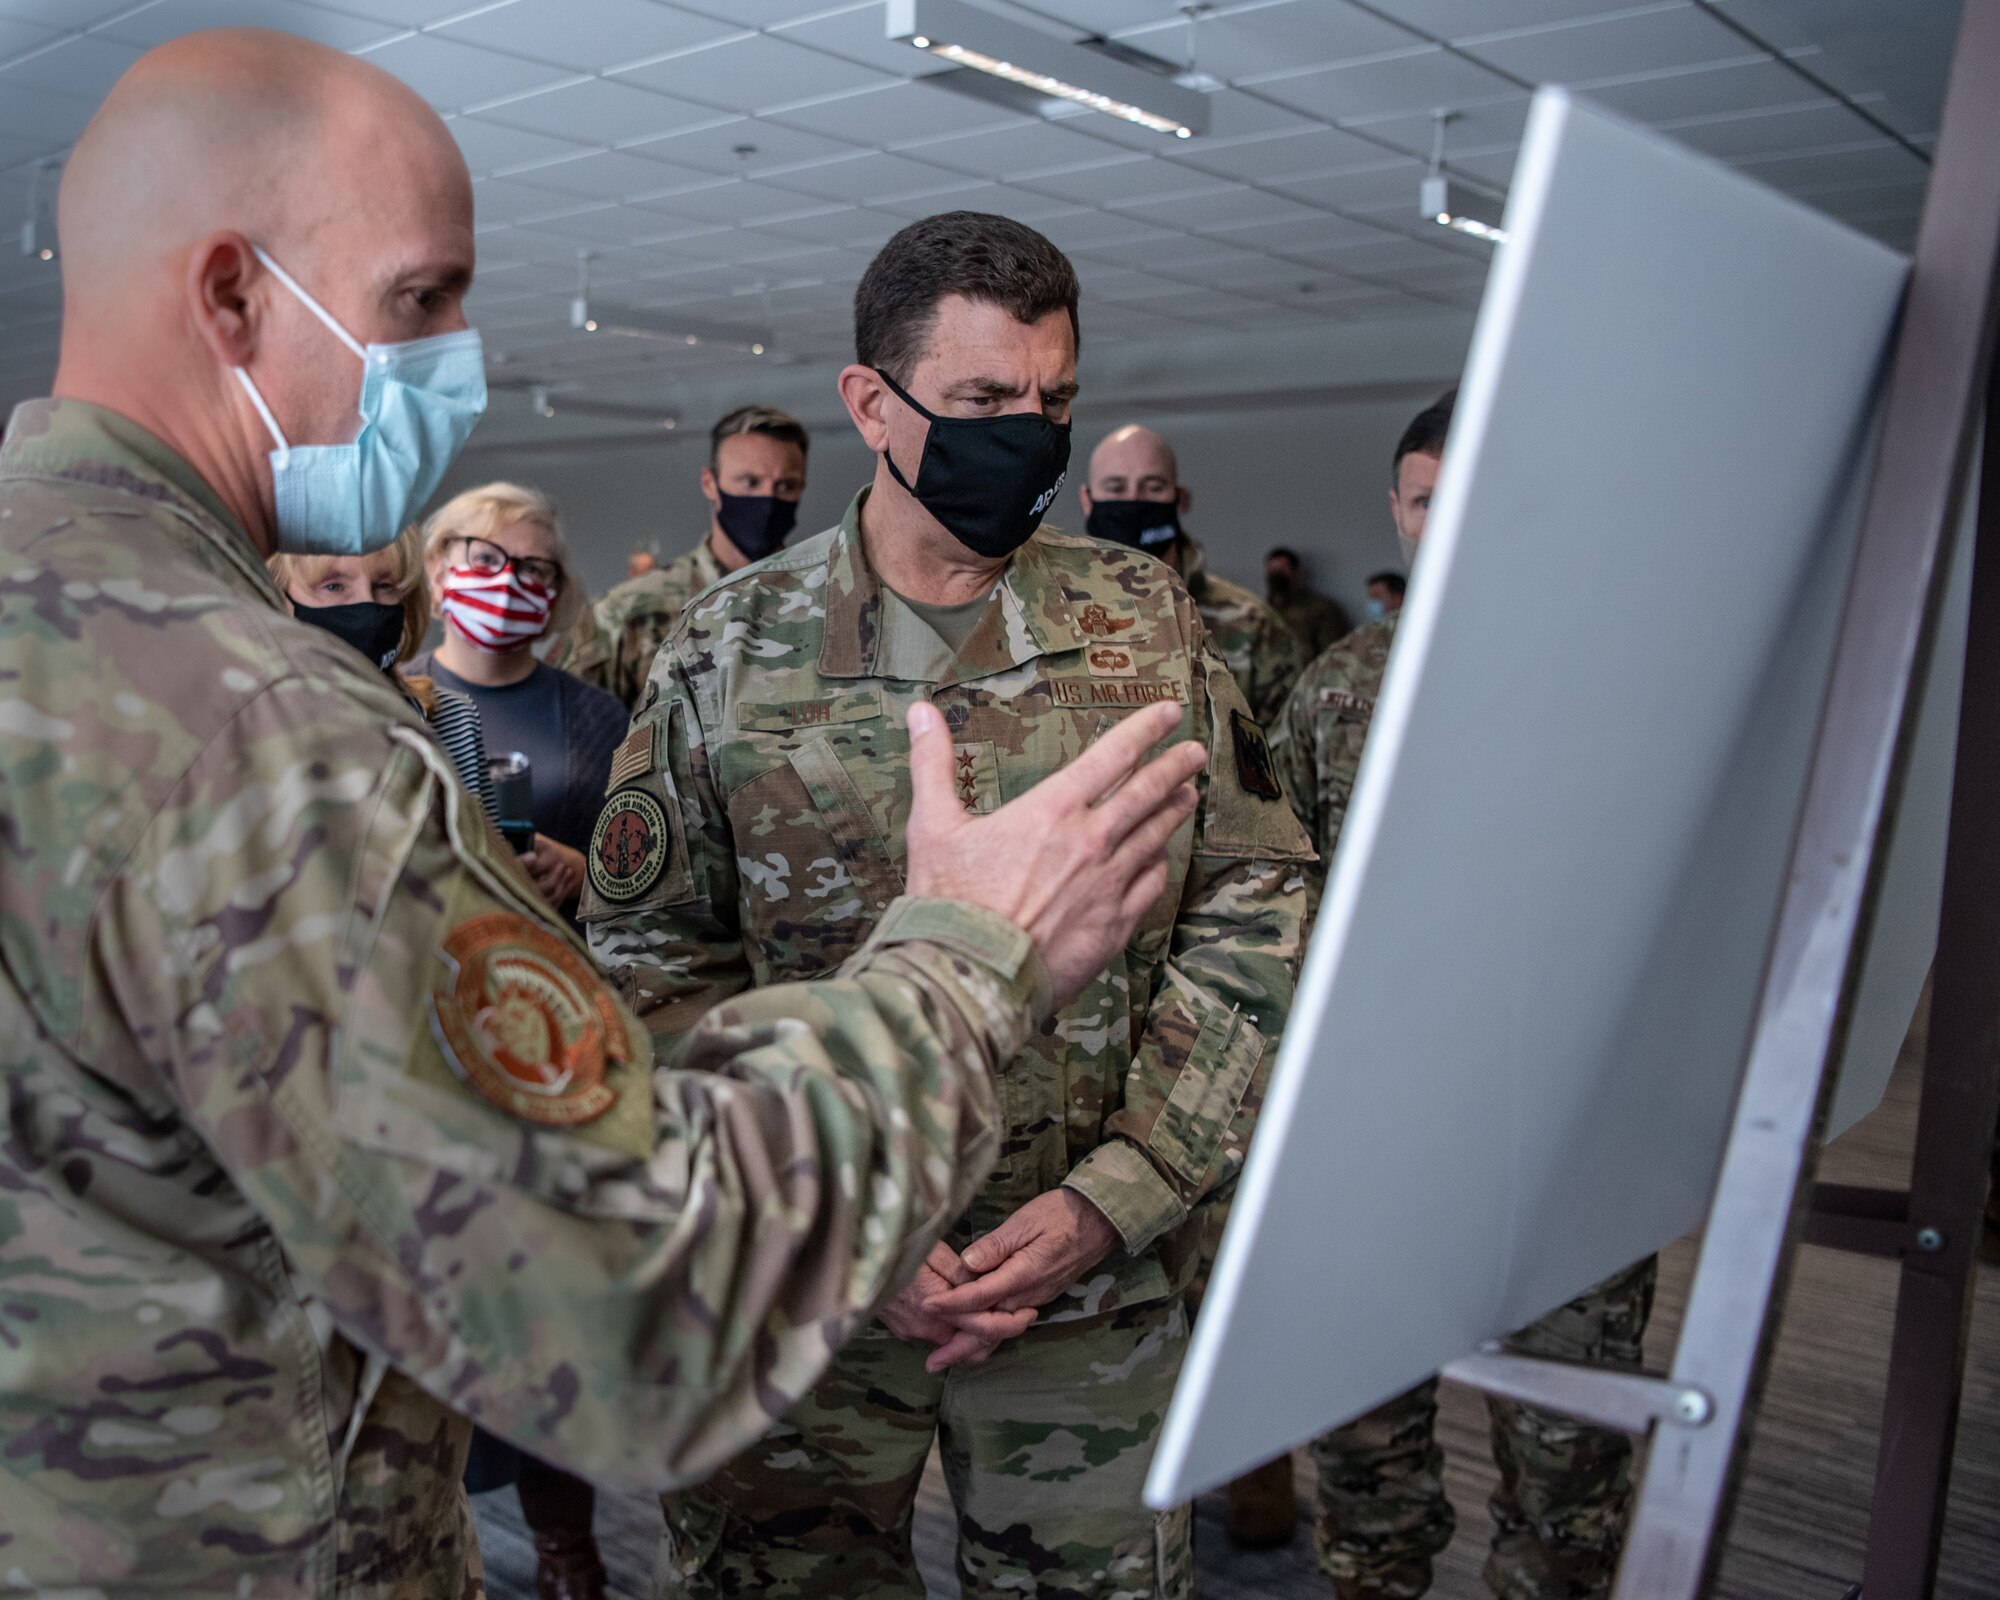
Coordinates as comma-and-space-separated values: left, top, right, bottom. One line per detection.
438, 564, 555, 652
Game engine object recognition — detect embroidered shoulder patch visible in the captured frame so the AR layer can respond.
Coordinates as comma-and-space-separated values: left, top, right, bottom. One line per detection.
589, 786, 671, 905
429, 914, 626, 1127
1230, 709, 1283, 802
607, 722, 656, 790
1076, 602, 1137, 638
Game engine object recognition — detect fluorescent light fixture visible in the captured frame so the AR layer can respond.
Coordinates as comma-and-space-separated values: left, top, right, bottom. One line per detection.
887, 0, 1207, 139
571, 295, 773, 357
1420, 173, 1509, 244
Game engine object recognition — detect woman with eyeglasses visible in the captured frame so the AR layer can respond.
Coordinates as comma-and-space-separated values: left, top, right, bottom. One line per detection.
412, 482, 626, 922
412, 484, 627, 1598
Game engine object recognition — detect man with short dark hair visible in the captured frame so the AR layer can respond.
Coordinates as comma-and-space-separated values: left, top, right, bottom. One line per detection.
1365, 570, 1406, 619
1272, 389, 1656, 1600
586, 210, 1311, 1600
579, 403, 811, 708
1265, 544, 1350, 657
1083, 422, 1304, 725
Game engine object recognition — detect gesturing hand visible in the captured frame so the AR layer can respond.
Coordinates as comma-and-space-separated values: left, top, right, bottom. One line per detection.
903, 697, 1203, 1010
520, 834, 585, 907
878, 1240, 1038, 1374
922, 1189, 1120, 1321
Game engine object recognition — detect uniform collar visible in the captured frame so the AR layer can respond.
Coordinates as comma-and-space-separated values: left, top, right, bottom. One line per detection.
1177, 533, 1211, 600
689, 536, 727, 588
0, 398, 284, 607
819, 488, 1084, 686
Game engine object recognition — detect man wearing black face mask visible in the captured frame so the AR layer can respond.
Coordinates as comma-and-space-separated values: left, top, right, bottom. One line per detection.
1083, 423, 1303, 726
578, 403, 809, 709
583, 211, 1312, 1600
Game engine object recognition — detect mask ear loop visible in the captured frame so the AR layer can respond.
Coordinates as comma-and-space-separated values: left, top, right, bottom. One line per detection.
872, 367, 932, 497
231, 245, 372, 465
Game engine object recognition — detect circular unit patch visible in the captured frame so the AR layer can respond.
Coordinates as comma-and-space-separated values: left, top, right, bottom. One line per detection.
589, 786, 670, 905
433, 914, 622, 1126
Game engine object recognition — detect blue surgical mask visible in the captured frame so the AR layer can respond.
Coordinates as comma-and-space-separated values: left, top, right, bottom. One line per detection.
232, 247, 486, 556
1365, 597, 1387, 620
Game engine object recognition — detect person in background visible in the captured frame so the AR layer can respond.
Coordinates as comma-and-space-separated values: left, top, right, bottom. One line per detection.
413, 482, 626, 919
1265, 544, 1350, 658
627, 546, 658, 580
1081, 422, 1304, 727
1273, 388, 1656, 1600
1366, 570, 1406, 620
583, 404, 811, 709
268, 524, 496, 820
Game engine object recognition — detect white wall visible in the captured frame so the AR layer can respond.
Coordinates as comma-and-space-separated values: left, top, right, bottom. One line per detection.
434, 315, 1474, 619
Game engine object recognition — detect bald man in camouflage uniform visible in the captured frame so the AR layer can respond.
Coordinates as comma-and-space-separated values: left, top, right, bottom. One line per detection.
586, 213, 1311, 1600
1270, 391, 1656, 1600
1, 36, 1207, 1595
1080, 422, 1304, 727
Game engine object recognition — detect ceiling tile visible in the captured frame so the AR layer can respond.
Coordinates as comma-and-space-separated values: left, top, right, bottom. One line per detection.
762, 149, 973, 204
767, 77, 1027, 145
1580, 56, 1829, 122
1136, 0, 1421, 82
1204, 211, 1403, 254
1313, 231, 1484, 274
0, 30, 139, 99
1364, 1, 1641, 38
628, 175, 822, 223
1247, 45, 1520, 125
438, 0, 740, 73
1168, 124, 1395, 183
1341, 93, 1533, 162
356, 33, 577, 111
0, 16, 62, 56
738, 204, 906, 249
865, 181, 1085, 222
519, 201, 703, 247
0, 0, 139, 25
1034, 211, 1186, 252
305, 0, 488, 22
1121, 185, 1327, 230
918, 117, 1132, 181
450, 115, 599, 174
96, 0, 399, 50
1656, 97, 1866, 159
502, 147, 715, 200
0, 81, 92, 149
1733, 140, 1929, 197
773, 3, 956, 76
1456, 5, 1755, 83
615, 30, 895, 110
1270, 159, 1430, 211
626, 115, 862, 174
1018, 155, 1230, 207
479, 76, 725, 143
473, 175, 595, 227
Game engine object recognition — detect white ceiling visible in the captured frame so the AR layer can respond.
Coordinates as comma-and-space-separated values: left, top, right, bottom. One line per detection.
0, 0, 1958, 421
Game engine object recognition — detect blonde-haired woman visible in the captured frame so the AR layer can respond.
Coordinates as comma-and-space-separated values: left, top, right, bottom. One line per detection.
267, 527, 497, 819
410, 481, 625, 915
408, 483, 624, 1600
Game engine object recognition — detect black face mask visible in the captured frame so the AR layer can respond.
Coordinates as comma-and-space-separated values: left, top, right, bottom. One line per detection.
714, 490, 799, 562
292, 598, 405, 671
1087, 498, 1181, 554
876, 368, 1071, 559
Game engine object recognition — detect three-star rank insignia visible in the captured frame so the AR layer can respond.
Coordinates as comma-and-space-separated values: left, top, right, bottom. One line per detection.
430, 914, 626, 1126
1230, 708, 1283, 802
588, 786, 671, 905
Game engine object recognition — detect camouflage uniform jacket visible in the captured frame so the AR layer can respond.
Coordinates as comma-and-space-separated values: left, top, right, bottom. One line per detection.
1179, 535, 1305, 728
1271, 584, 1351, 660
589, 539, 729, 710
0, 402, 1056, 1596
545, 594, 612, 689
584, 491, 1312, 1321
1270, 611, 1399, 866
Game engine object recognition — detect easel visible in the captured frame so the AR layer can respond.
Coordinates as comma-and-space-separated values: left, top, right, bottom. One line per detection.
1434, 3, 2000, 1594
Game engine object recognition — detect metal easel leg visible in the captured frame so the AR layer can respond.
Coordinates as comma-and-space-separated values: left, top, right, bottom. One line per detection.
1604, 3, 2000, 1593
1858, 355, 2000, 1600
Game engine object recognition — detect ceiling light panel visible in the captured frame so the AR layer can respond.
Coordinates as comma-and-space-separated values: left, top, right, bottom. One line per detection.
886, 0, 1209, 139
1112, 0, 1418, 85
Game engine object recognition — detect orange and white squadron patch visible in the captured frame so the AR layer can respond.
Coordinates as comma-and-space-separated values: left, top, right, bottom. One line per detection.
430, 914, 626, 1126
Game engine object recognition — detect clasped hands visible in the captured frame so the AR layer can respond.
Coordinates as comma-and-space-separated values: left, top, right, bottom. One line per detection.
879, 1188, 1120, 1373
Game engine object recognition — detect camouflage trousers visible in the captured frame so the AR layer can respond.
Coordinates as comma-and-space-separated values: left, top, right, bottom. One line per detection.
1312, 1256, 1658, 1600
657, 1295, 1193, 1600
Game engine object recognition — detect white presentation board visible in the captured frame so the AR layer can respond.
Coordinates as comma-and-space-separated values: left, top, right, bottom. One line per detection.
1147, 89, 1916, 1507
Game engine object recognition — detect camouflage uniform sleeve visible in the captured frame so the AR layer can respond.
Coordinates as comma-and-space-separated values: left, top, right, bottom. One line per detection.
1062, 627, 1313, 1255
583, 645, 751, 1044
608, 606, 674, 713
1269, 659, 1326, 856
94, 673, 1043, 1492
1248, 605, 1307, 728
